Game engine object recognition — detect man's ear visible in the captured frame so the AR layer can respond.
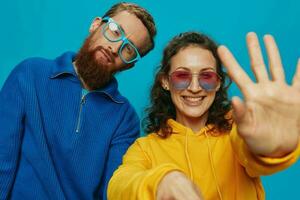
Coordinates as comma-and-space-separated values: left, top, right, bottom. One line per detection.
89, 17, 102, 33
120, 63, 135, 71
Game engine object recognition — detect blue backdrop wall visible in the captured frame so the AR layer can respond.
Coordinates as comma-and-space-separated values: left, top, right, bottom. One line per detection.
1, 0, 299, 199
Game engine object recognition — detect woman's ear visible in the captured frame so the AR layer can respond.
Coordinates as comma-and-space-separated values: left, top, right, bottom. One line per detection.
216, 81, 221, 91
160, 75, 170, 91
89, 17, 102, 33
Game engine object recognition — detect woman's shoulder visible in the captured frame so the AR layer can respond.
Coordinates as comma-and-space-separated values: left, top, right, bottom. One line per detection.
136, 132, 161, 143
133, 132, 166, 150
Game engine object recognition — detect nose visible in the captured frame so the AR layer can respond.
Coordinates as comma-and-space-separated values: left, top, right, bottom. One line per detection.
187, 75, 202, 93
108, 40, 123, 56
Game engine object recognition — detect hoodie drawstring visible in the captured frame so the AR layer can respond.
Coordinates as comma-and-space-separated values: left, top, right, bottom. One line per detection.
204, 130, 223, 200
185, 130, 194, 180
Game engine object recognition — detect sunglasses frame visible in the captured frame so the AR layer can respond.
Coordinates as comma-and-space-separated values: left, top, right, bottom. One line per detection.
168, 70, 221, 91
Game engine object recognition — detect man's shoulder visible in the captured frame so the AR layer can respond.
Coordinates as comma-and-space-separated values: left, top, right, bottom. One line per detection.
117, 97, 139, 121
13, 55, 56, 76
12, 52, 75, 79
101, 78, 135, 107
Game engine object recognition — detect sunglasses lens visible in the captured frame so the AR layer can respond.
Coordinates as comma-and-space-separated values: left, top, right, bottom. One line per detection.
170, 71, 220, 91
170, 71, 191, 90
198, 71, 220, 91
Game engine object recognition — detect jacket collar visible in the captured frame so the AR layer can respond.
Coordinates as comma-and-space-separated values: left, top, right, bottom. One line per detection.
50, 51, 124, 104
50, 51, 78, 78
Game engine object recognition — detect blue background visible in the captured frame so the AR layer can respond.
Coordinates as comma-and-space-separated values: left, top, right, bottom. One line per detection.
1, 0, 299, 199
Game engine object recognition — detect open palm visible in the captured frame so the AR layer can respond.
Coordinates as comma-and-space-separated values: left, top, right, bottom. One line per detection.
218, 32, 300, 157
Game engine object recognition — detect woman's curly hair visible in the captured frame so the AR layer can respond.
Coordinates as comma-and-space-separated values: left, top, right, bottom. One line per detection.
143, 32, 232, 138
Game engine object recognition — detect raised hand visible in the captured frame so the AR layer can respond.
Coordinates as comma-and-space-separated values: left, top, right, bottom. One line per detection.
218, 32, 300, 157
156, 171, 203, 200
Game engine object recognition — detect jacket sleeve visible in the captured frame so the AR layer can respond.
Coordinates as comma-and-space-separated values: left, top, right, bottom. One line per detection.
0, 66, 25, 199
107, 139, 183, 200
99, 104, 140, 200
230, 123, 300, 177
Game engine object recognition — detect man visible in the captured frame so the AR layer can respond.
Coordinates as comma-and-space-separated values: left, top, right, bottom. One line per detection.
0, 2, 156, 199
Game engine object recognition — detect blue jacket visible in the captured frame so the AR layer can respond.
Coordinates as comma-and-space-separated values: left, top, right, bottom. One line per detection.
0, 52, 140, 200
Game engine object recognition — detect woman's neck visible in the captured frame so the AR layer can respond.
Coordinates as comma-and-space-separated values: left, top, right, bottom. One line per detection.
176, 112, 209, 133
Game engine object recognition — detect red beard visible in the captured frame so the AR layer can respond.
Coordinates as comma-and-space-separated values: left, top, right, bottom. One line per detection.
75, 35, 116, 90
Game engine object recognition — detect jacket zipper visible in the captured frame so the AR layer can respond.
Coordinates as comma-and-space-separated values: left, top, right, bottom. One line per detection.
76, 93, 86, 133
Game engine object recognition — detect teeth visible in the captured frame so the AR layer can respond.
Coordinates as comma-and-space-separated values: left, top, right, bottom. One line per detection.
184, 96, 204, 102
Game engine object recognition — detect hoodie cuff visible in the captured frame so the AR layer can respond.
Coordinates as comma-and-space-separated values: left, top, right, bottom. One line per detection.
231, 124, 300, 176
255, 139, 300, 165
146, 163, 185, 197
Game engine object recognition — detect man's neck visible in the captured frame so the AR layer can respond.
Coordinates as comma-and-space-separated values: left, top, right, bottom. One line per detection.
72, 61, 91, 91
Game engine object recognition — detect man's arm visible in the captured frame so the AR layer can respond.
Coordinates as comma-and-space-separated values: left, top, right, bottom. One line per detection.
99, 104, 140, 200
0, 65, 25, 199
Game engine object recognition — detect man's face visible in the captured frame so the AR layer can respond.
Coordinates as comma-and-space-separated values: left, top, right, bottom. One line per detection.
75, 11, 151, 90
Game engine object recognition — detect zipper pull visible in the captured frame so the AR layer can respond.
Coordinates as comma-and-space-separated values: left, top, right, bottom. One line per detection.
76, 89, 88, 133
80, 95, 86, 104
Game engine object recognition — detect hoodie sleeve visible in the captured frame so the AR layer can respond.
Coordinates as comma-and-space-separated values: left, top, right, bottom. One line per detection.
107, 138, 183, 200
230, 124, 300, 177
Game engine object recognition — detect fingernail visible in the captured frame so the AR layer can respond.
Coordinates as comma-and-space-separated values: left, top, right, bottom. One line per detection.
247, 32, 255, 36
264, 34, 274, 41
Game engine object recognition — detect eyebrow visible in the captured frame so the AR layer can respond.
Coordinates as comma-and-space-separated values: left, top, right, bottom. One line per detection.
118, 23, 139, 48
175, 66, 216, 71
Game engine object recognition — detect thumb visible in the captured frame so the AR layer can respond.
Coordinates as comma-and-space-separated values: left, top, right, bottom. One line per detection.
231, 96, 246, 124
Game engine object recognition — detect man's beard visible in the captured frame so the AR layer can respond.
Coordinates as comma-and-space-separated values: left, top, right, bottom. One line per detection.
75, 35, 116, 90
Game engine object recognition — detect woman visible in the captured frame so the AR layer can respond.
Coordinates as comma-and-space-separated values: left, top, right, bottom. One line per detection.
107, 32, 300, 200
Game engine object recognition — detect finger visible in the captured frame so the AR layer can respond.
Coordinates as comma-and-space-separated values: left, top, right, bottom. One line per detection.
218, 45, 253, 92
174, 185, 202, 200
263, 34, 285, 82
231, 96, 246, 124
292, 58, 300, 90
246, 32, 269, 82
183, 189, 202, 200
192, 183, 203, 200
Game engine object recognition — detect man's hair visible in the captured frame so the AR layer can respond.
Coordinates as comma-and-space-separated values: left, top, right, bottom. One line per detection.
103, 2, 156, 56
143, 32, 232, 138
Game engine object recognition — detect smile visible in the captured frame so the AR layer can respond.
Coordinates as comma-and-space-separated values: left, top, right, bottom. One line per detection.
181, 96, 205, 105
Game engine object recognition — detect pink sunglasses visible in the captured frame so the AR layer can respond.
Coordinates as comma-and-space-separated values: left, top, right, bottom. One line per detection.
169, 70, 221, 91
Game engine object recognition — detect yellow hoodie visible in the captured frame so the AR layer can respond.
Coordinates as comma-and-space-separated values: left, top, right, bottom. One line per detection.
108, 119, 300, 200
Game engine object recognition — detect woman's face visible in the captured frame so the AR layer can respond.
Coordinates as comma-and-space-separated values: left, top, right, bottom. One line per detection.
162, 46, 219, 125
